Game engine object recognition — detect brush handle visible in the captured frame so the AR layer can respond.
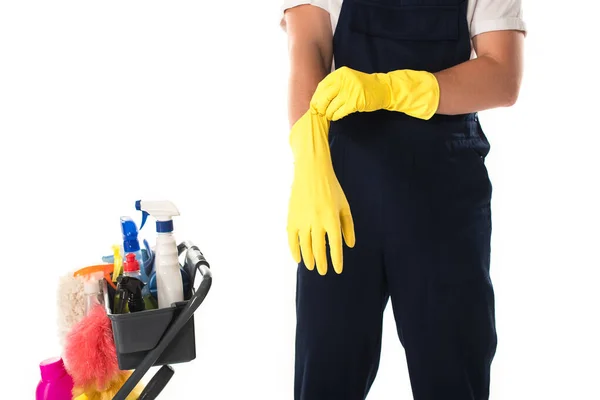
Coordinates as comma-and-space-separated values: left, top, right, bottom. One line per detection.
137, 365, 174, 400
113, 261, 212, 400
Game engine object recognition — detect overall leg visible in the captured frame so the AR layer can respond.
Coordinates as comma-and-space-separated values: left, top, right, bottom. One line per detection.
385, 145, 497, 400
295, 242, 387, 400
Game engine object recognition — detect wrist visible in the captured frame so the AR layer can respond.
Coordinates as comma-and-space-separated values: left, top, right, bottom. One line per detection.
289, 113, 331, 158
372, 72, 394, 110
383, 69, 440, 119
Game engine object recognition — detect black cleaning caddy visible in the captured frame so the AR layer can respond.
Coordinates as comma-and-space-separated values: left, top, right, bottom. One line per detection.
104, 241, 212, 400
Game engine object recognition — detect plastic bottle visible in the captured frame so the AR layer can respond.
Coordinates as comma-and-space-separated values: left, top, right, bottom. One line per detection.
123, 252, 157, 310
101, 240, 154, 279
116, 253, 147, 313
136, 200, 183, 309
120, 216, 149, 284
36, 357, 74, 400
148, 266, 191, 301
83, 271, 104, 316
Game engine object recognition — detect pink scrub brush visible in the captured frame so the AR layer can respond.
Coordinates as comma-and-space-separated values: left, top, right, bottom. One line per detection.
63, 304, 120, 391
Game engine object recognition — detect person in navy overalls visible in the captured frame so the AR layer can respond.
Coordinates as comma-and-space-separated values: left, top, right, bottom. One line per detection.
282, 1, 526, 399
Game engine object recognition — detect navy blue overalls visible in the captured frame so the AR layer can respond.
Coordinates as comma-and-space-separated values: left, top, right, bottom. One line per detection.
295, 0, 497, 399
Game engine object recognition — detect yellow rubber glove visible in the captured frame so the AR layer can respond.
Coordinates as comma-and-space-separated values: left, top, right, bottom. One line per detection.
310, 66, 440, 121
287, 110, 355, 275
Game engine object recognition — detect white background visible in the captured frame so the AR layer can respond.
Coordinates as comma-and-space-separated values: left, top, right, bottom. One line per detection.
0, 1, 598, 399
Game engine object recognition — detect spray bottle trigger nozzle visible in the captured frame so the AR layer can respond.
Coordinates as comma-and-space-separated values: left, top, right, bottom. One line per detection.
135, 200, 149, 230
141, 211, 149, 230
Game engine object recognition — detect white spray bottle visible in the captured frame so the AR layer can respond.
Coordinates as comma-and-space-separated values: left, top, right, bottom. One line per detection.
136, 200, 184, 309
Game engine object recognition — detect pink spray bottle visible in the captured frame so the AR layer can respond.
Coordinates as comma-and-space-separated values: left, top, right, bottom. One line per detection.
36, 357, 74, 400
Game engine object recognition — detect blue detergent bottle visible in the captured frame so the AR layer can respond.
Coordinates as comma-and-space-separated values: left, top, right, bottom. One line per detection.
121, 216, 149, 285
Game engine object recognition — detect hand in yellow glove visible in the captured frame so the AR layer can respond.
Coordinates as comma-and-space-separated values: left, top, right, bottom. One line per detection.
287, 110, 355, 275
310, 66, 440, 121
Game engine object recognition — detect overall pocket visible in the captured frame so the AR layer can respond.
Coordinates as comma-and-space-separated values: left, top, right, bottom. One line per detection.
350, 0, 461, 41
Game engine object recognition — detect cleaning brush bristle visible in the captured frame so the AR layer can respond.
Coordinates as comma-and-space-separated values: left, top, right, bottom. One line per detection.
57, 273, 86, 347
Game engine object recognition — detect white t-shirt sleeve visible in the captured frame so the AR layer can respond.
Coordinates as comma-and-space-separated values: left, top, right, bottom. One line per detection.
280, 0, 331, 31
469, 0, 527, 38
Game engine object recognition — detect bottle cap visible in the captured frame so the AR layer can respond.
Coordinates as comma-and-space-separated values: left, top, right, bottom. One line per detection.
123, 253, 140, 273
156, 220, 174, 233
83, 278, 100, 295
39, 357, 67, 381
